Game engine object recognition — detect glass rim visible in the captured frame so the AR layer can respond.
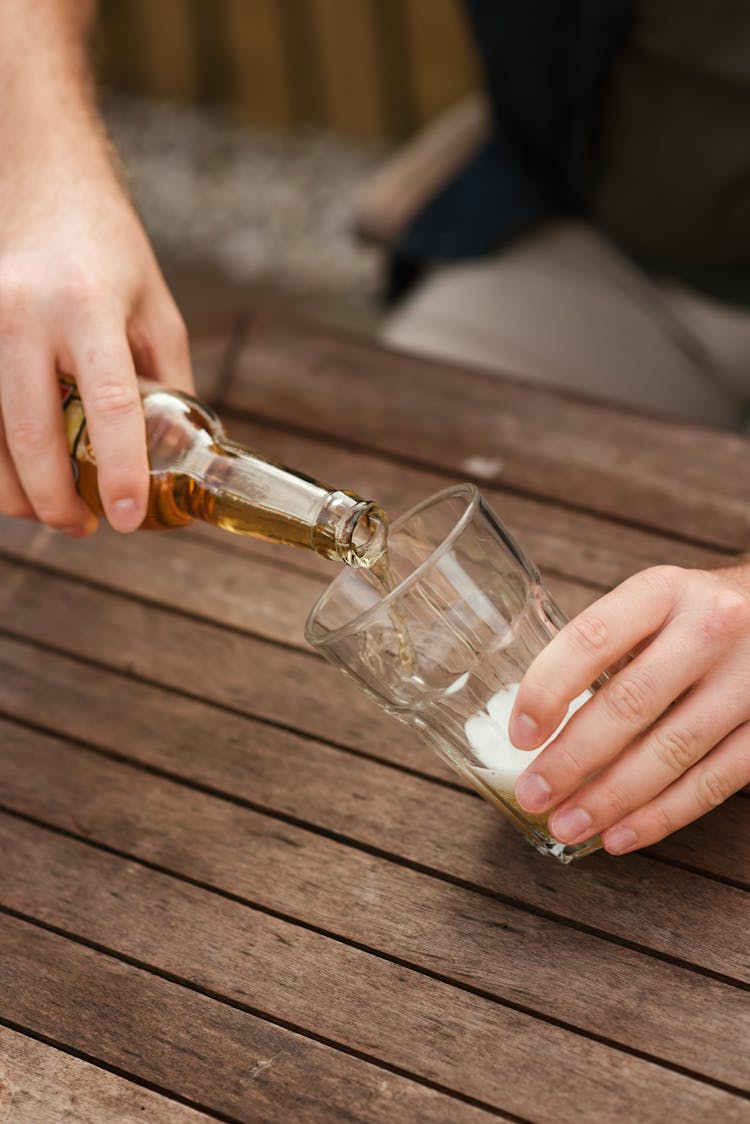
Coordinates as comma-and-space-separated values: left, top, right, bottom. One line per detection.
305, 482, 481, 649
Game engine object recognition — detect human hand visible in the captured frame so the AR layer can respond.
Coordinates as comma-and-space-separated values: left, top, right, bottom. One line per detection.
0, 156, 193, 536
510, 564, 750, 855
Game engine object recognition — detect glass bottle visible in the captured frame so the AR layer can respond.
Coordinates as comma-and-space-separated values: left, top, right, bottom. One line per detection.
59, 376, 387, 567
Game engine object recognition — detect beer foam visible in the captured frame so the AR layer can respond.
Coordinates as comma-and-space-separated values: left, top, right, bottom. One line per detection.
464, 684, 590, 793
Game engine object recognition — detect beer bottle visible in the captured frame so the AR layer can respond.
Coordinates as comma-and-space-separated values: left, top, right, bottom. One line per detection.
59, 376, 387, 567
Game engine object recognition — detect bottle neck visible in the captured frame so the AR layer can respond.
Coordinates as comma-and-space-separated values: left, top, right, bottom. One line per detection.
176, 433, 387, 566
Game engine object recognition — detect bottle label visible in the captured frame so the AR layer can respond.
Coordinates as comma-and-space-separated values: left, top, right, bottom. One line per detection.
60, 380, 86, 483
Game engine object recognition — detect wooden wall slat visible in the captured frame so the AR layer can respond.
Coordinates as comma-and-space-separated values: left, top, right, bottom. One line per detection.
132, 0, 197, 100
220, 0, 292, 126
95, 0, 196, 100
94, 0, 481, 135
308, 0, 384, 134
403, 0, 478, 122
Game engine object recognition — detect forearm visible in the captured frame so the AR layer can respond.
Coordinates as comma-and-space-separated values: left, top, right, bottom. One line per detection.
0, 0, 108, 184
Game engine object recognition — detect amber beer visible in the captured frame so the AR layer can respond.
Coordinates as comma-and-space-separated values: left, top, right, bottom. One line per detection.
59, 376, 387, 568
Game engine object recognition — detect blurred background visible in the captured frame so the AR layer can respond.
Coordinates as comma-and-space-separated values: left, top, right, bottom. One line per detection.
92, 0, 478, 333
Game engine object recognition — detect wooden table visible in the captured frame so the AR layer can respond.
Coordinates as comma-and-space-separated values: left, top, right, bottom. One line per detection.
0, 306, 748, 1123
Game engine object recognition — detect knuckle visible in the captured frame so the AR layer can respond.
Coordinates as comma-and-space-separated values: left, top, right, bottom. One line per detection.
88, 379, 141, 420
651, 803, 675, 841
642, 565, 683, 596
524, 677, 566, 719
59, 271, 102, 310
567, 614, 609, 656
0, 264, 32, 332
599, 783, 630, 820
554, 740, 586, 778
699, 587, 750, 642
696, 770, 733, 813
651, 725, 698, 773
602, 673, 651, 726
10, 413, 49, 455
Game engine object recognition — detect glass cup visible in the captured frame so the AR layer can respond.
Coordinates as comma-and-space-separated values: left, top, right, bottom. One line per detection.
305, 484, 602, 863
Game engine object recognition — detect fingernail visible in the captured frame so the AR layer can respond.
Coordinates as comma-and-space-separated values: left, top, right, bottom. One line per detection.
551, 806, 593, 843
509, 712, 539, 748
515, 773, 551, 812
110, 498, 142, 534
603, 825, 638, 855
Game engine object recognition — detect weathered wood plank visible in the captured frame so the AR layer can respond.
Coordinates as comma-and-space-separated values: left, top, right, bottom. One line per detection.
3, 809, 748, 1094
0, 716, 746, 994
5, 391, 726, 595
0, 552, 744, 881
0, 1025, 213, 1124
200, 413, 730, 585
0, 913, 502, 1124
0, 631, 745, 890
223, 312, 750, 550
0, 553, 743, 877
0, 552, 584, 784
0, 511, 602, 656
7, 818, 750, 1115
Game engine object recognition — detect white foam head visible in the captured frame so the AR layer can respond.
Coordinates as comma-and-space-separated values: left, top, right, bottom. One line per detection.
464, 683, 590, 793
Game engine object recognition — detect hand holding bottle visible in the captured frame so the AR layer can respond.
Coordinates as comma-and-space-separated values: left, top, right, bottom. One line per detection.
511, 563, 750, 854
0, 0, 193, 537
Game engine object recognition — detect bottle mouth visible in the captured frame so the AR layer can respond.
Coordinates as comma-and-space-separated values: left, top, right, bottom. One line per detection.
346, 501, 389, 568
312, 491, 389, 567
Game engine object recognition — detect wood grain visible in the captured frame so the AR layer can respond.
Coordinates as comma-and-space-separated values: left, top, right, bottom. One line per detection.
221, 0, 292, 127
224, 312, 750, 550
402, 0, 478, 121
309, 0, 385, 135
0, 717, 746, 994
4, 297, 748, 1119
0, 914, 502, 1124
0, 552, 745, 881
0, 1026, 213, 1124
0, 811, 747, 1097
0, 632, 746, 891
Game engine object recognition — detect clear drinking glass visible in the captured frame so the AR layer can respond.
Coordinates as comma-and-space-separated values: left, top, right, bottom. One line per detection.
305, 484, 602, 863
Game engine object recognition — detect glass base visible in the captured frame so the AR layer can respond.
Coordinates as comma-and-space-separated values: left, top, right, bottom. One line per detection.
463, 762, 602, 864
527, 832, 601, 864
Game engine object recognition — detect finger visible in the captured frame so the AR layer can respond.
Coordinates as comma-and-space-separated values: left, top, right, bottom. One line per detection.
0, 345, 97, 532
514, 616, 728, 814
128, 285, 194, 394
0, 410, 34, 519
545, 672, 746, 845
67, 314, 149, 533
600, 722, 750, 855
510, 567, 681, 749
